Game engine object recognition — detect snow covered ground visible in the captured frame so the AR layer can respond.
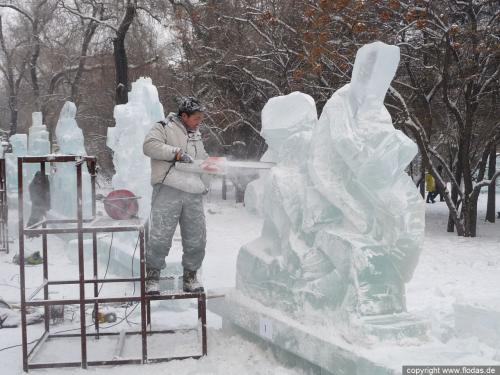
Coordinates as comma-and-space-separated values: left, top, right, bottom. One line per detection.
0, 184, 499, 374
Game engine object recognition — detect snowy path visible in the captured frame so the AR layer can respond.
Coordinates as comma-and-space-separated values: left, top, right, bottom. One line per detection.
407, 194, 500, 328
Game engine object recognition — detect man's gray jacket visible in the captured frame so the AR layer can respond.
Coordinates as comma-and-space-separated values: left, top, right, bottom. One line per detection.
143, 112, 209, 194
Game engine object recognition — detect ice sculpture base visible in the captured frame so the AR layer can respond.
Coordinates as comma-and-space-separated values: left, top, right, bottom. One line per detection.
360, 314, 429, 341
211, 289, 433, 375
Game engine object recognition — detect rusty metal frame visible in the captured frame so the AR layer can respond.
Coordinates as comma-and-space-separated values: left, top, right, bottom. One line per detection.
18, 155, 207, 372
0, 158, 8, 253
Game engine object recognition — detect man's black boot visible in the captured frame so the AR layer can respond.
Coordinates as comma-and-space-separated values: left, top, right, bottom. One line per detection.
146, 268, 160, 295
183, 269, 204, 293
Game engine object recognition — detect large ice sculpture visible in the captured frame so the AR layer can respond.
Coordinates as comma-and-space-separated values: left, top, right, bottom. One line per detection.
107, 77, 164, 220
50, 102, 92, 218
237, 42, 425, 325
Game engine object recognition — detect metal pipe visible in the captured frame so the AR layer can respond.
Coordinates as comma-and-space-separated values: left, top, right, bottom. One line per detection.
24, 225, 143, 235
200, 294, 207, 356
26, 296, 142, 306
90, 159, 98, 338
139, 229, 147, 363
76, 162, 87, 368
90, 160, 96, 218
41, 160, 49, 334
93, 231, 99, 336
47, 277, 151, 285
45, 275, 177, 285
20, 155, 96, 163
49, 328, 196, 339
0, 158, 8, 253
17, 157, 28, 372
25, 290, 206, 306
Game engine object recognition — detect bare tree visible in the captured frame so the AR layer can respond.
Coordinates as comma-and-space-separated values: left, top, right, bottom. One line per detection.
0, 15, 29, 135
60, 0, 142, 105
387, 0, 500, 236
170, 0, 499, 236
485, 144, 497, 223
0, 0, 57, 112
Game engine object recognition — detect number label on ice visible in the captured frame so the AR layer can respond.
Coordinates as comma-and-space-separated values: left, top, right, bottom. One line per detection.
259, 317, 273, 340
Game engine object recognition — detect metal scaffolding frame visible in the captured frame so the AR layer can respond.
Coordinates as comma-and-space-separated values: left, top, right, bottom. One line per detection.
0, 158, 8, 253
18, 155, 207, 372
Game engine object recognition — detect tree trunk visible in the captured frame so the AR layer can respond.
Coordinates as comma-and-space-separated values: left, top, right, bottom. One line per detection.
30, 22, 41, 112
113, 1, 137, 105
485, 144, 496, 223
419, 170, 425, 198
0, 16, 20, 136
113, 36, 129, 105
8, 94, 18, 136
71, 22, 98, 102
463, 193, 479, 237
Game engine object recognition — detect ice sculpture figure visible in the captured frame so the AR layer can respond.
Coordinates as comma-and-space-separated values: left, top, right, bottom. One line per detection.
26, 112, 51, 186
107, 77, 164, 220
55, 102, 86, 154
244, 92, 316, 215
51, 102, 92, 218
237, 42, 425, 325
260, 92, 317, 154
6, 134, 27, 192
28, 112, 50, 155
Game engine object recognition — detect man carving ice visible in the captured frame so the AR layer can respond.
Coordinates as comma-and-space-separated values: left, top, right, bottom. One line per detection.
143, 97, 209, 295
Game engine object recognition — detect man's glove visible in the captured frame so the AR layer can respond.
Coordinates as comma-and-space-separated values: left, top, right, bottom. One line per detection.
175, 149, 194, 163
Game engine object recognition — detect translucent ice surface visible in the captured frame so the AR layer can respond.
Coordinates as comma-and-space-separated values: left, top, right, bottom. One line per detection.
107, 77, 164, 219
245, 92, 316, 215
27, 112, 50, 156
51, 102, 92, 218
26, 112, 50, 186
260, 91, 317, 153
6, 134, 27, 192
55, 102, 86, 155
238, 42, 424, 323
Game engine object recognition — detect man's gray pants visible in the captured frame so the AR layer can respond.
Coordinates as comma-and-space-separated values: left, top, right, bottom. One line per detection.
146, 184, 206, 272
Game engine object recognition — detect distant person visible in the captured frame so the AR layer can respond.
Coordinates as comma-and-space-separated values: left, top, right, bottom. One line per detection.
143, 97, 209, 295
425, 172, 436, 203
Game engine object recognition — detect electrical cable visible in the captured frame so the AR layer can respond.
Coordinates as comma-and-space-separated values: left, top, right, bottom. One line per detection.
101, 303, 139, 330
97, 232, 114, 296
3, 219, 138, 353
130, 231, 141, 296
0, 338, 40, 352
93, 209, 141, 326
124, 230, 142, 326
1, 164, 152, 353
0, 238, 113, 350
17, 302, 142, 345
